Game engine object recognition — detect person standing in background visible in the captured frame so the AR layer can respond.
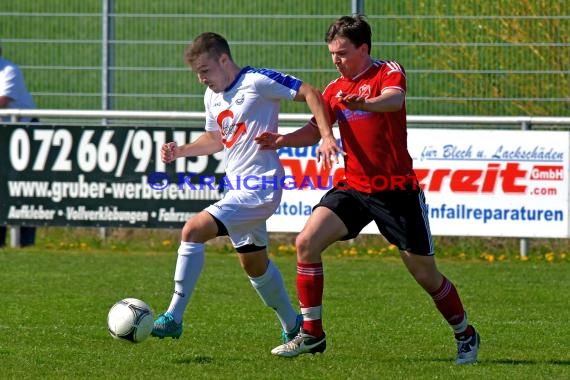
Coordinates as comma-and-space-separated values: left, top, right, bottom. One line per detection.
0, 41, 37, 247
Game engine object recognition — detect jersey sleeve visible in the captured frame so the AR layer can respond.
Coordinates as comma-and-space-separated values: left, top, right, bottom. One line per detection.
254, 68, 302, 100
203, 88, 218, 132
380, 61, 406, 94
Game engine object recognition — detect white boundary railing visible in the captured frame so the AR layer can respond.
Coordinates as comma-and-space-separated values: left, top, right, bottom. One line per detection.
2, 109, 570, 126
2, 109, 570, 256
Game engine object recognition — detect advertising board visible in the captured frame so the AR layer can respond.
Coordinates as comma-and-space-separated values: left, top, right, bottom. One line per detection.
2, 124, 568, 237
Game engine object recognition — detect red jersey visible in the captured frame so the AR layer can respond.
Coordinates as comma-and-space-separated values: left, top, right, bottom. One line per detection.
318, 60, 415, 193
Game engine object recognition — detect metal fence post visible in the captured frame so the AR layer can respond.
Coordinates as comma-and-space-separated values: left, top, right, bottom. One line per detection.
8, 114, 21, 247
10, 227, 21, 248
519, 119, 531, 258
102, 0, 114, 113
100, 0, 115, 241
352, 0, 364, 15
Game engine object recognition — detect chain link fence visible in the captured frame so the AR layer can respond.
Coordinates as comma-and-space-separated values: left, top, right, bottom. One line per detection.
1, 0, 568, 116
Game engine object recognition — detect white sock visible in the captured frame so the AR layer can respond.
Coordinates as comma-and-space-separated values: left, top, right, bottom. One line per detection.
249, 260, 298, 332
166, 241, 205, 324
452, 312, 469, 335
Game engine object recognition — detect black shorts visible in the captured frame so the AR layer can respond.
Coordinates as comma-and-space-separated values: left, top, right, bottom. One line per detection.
314, 182, 434, 255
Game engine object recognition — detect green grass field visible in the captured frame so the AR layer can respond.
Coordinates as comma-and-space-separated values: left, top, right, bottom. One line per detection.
1, 233, 568, 379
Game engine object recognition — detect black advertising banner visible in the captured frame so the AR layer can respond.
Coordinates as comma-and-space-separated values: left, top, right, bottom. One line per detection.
0, 124, 224, 228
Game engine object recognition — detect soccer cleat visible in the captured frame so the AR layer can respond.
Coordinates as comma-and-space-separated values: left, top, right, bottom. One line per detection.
281, 314, 303, 343
151, 312, 183, 339
271, 329, 326, 357
455, 328, 480, 365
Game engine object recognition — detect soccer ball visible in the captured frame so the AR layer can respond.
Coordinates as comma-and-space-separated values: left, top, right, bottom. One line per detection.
107, 298, 154, 343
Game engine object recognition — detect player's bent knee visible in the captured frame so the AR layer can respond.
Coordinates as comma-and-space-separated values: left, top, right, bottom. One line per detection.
295, 233, 308, 251
180, 214, 218, 243
295, 233, 323, 263
180, 222, 198, 241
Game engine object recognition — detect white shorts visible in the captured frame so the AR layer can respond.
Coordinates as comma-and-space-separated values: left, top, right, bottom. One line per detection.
205, 187, 282, 249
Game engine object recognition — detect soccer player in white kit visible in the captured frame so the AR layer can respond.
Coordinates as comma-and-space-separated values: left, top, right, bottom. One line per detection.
151, 32, 341, 347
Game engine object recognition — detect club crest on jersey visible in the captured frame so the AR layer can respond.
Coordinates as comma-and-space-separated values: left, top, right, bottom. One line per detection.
235, 92, 245, 105
358, 84, 371, 99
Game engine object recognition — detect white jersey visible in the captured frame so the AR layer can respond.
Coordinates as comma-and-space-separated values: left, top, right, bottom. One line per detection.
0, 57, 36, 122
204, 66, 301, 187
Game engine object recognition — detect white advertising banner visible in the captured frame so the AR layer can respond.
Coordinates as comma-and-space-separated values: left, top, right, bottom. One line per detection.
267, 128, 570, 238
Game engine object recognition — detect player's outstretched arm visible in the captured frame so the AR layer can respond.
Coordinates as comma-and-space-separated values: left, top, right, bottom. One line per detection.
161, 131, 223, 163
255, 122, 321, 150
294, 83, 345, 168
338, 88, 404, 112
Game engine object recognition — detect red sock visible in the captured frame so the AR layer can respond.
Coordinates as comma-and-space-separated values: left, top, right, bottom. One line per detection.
430, 276, 471, 336
296, 262, 324, 337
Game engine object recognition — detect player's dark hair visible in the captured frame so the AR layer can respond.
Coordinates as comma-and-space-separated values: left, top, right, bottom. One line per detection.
325, 15, 371, 54
184, 32, 233, 66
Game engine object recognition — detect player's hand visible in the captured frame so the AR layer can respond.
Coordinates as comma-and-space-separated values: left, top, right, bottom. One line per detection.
161, 142, 178, 163
317, 135, 346, 169
254, 131, 284, 150
337, 91, 366, 110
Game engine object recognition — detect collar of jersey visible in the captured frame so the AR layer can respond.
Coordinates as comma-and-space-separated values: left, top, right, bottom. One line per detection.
344, 60, 375, 81
224, 66, 252, 92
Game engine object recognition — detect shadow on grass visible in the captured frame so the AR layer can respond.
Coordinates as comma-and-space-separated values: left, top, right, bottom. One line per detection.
173, 355, 214, 365
488, 358, 570, 366
415, 357, 570, 366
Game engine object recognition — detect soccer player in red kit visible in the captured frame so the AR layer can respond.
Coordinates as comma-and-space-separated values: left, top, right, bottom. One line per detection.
256, 15, 480, 364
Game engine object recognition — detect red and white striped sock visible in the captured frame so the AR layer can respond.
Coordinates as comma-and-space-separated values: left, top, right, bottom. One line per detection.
430, 276, 473, 336
297, 262, 324, 338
